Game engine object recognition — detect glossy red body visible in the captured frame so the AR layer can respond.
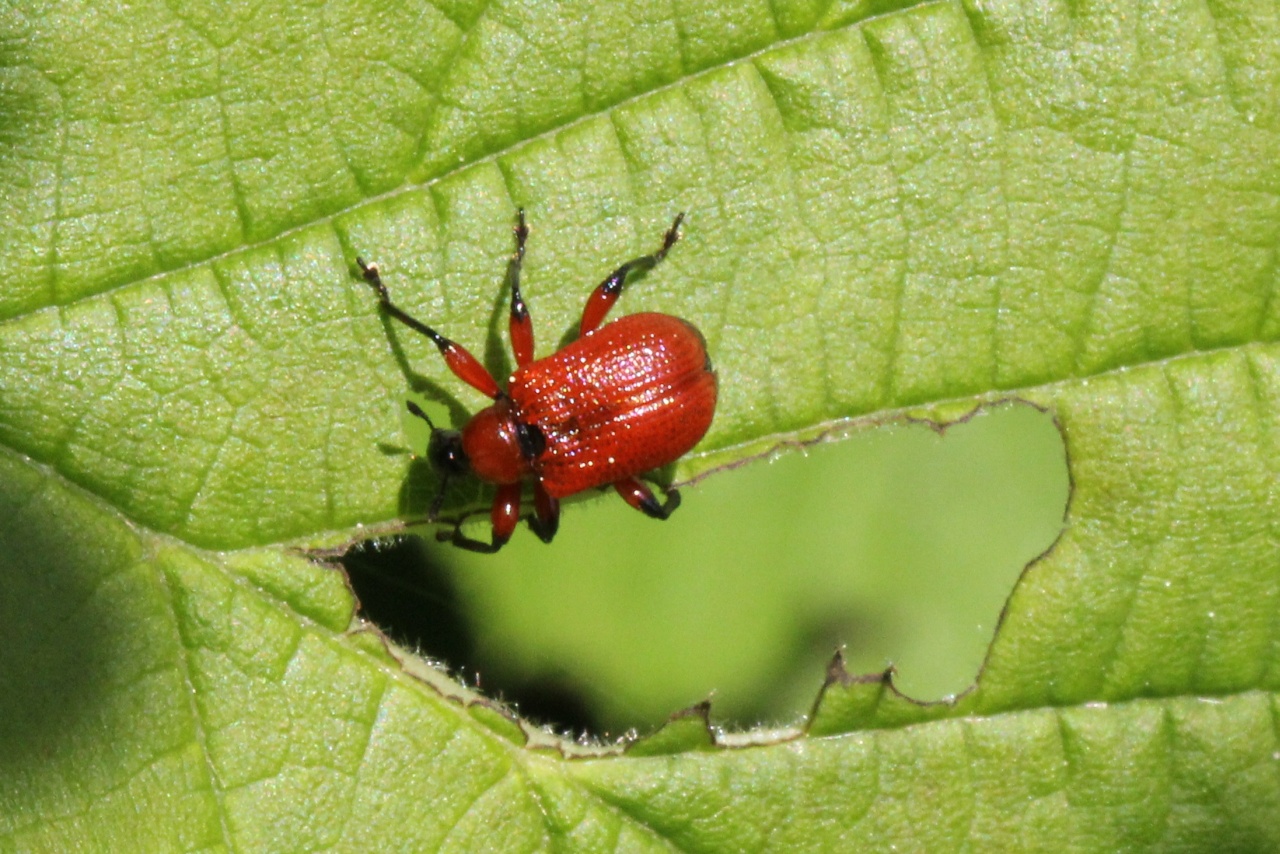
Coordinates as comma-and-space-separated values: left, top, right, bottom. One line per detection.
462, 313, 717, 497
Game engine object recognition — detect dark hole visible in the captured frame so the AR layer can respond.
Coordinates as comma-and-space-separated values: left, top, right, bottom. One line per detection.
340, 537, 602, 735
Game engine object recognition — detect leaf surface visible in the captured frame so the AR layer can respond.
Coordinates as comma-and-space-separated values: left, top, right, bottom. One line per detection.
1, 0, 1278, 849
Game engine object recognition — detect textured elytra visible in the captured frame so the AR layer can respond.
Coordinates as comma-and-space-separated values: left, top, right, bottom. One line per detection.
511, 314, 717, 497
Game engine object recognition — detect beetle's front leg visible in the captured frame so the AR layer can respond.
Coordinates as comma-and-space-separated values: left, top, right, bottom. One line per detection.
356, 257, 502, 400
438, 482, 521, 553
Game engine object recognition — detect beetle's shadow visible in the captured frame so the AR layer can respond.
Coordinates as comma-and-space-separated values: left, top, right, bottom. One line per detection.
397, 456, 489, 524
647, 459, 679, 490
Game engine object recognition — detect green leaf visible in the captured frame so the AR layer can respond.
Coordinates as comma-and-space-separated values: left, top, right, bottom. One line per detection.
2, 0, 1279, 850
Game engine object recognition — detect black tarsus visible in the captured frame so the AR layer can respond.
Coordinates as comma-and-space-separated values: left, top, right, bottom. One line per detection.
638, 487, 681, 520
438, 527, 510, 554
357, 257, 455, 354
597, 212, 685, 298
507, 208, 530, 321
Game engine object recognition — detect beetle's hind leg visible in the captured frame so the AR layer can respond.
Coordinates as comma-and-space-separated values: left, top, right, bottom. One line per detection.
578, 213, 684, 336
613, 477, 682, 520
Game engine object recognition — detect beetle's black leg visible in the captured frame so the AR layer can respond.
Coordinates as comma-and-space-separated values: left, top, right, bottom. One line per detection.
579, 213, 684, 336
527, 481, 560, 543
436, 481, 521, 553
613, 477, 682, 520
439, 527, 511, 554
506, 210, 536, 368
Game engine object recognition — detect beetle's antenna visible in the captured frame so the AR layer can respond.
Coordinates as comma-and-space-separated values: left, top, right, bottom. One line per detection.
405, 400, 435, 431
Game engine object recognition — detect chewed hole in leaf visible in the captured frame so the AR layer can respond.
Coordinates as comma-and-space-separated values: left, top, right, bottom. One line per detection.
344, 402, 1068, 737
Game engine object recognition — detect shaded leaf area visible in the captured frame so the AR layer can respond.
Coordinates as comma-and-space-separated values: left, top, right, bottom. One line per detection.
0, 450, 551, 851
0, 0, 1278, 549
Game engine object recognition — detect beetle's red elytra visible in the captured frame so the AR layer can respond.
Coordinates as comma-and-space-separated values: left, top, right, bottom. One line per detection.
356, 211, 717, 553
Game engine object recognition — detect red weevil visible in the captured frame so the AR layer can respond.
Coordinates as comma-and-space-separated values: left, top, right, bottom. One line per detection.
357, 211, 717, 552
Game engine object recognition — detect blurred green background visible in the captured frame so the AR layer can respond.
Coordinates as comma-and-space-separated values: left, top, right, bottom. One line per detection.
346, 402, 1068, 737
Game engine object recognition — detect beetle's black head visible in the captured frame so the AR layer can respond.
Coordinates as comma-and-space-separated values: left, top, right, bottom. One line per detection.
405, 401, 469, 474
405, 401, 470, 521
426, 427, 469, 477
